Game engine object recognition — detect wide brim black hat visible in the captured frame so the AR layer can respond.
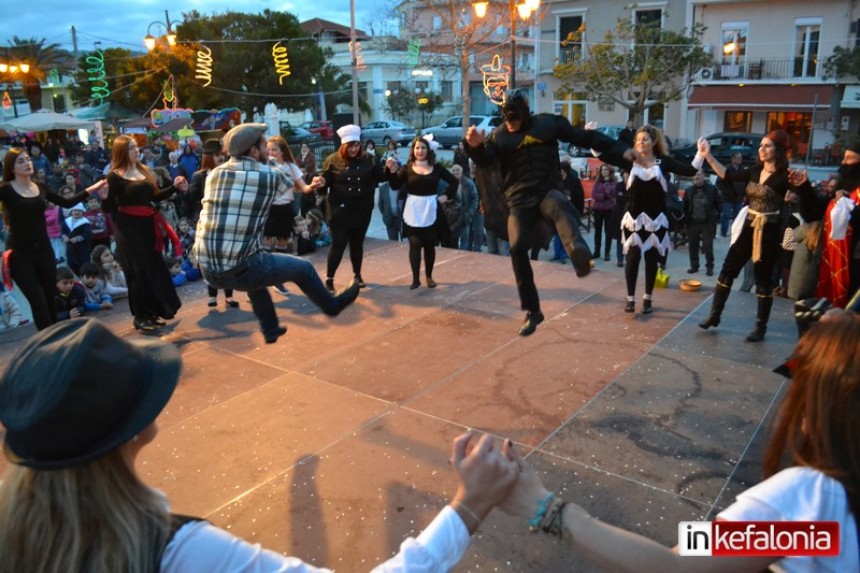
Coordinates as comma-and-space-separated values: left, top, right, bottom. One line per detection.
202, 138, 222, 155
0, 318, 181, 470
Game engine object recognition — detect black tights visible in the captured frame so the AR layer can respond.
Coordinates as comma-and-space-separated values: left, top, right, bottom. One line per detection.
9, 250, 57, 331
625, 246, 659, 297
408, 227, 437, 282
327, 222, 370, 279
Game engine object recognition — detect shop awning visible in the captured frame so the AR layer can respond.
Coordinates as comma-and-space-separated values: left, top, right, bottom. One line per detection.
841, 85, 860, 109
689, 84, 834, 109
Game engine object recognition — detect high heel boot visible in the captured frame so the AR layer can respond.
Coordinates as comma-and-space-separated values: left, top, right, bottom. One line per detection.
699, 279, 732, 329
746, 294, 773, 342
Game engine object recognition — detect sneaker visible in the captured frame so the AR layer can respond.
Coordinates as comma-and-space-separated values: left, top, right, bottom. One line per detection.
207, 297, 217, 307
273, 284, 290, 297
624, 300, 635, 313
226, 299, 239, 308
330, 281, 360, 316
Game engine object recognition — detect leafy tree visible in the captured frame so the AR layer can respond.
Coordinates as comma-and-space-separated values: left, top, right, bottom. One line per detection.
71, 45, 197, 113
314, 63, 371, 119
384, 89, 417, 121
825, 45, 860, 79
2, 37, 68, 111
417, 91, 444, 127
399, 0, 503, 132
554, 15, 712, 126
178, 9, 329, 118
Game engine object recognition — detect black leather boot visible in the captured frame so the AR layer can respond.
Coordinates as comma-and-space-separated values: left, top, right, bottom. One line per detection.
746, 294, 773, 342
699, 279, 732, 329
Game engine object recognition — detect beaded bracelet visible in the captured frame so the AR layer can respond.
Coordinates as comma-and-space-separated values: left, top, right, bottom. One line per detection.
528, 492, 555, 531
540, 499, 568, 538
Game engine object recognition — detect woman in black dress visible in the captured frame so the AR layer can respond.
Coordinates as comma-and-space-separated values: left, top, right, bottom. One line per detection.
316, 125, 389, 291
103, 135, 188, 332
388, 136, 458, 289
613, 125, 700, 314
0, 147, 103, 330
698, 130, 794, 341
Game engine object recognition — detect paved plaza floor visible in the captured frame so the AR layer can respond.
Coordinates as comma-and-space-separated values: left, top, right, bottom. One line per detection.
0, 231, 798, 572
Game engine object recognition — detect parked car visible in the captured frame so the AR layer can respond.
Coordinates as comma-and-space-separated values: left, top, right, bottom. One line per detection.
672, 132, 764, 172
561, 124, 626, 157
280, 125, 321, 146
360, 120, 416, 146
421, 115, 503, 148
300, 120, 334, 139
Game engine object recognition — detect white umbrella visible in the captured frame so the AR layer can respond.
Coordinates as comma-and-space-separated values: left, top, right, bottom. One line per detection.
6, 109, 95, 132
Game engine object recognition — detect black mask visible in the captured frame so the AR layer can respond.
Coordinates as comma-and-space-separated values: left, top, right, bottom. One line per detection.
836, 162, 860, 192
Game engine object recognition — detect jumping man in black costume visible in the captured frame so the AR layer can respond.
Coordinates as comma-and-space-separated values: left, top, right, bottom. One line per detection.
464, 91, 634, 336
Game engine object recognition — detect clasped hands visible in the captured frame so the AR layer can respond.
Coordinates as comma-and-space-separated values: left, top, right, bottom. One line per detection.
450, 432, 553, 529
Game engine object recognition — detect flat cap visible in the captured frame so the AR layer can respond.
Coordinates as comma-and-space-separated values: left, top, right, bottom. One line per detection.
223, 123, 268, 157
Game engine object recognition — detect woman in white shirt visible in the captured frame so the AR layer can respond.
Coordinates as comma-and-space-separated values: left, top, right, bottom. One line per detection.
500, 311, 859, 572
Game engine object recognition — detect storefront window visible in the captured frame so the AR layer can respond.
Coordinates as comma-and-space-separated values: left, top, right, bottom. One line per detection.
724, 111, 752, 132
767, 111, 812, 155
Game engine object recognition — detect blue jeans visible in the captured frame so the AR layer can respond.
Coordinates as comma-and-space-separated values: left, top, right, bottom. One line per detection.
202, 251, 339, 339
720, 202, 743, 238
551, 235, 567, 260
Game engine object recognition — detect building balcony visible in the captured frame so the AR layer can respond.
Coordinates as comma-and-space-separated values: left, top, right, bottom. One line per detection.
540, 53, 825, 83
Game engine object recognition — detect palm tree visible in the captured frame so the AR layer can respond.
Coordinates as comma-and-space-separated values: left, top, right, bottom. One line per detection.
3, 37, 67, 112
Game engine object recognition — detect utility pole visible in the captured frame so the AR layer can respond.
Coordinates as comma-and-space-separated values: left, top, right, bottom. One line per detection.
71, 26, 78, 59
350, 0, 360, 125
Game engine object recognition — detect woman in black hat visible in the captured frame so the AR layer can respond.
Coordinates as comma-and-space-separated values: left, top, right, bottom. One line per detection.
103, 135, 188, 332
0, 147, 105, 331
0, 318, 521, 572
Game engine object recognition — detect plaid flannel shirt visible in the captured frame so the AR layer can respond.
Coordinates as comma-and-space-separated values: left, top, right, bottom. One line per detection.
194, 157, 294, 273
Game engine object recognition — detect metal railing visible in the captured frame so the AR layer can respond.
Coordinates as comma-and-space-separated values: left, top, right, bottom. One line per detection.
542, 51, 823, 82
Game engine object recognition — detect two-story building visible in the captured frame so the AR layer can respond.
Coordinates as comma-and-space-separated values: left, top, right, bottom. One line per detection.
302, 17, 461, 127
684, 0, 853, 162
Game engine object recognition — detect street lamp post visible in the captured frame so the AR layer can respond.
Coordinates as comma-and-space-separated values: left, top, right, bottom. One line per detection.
145, 10, 178, 51
472, 0, 539, 90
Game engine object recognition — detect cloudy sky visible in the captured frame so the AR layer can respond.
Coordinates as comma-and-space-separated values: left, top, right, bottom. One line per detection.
1, 0, 393, 54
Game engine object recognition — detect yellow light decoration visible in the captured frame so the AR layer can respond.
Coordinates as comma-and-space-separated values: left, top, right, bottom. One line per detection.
480, 54, 511, 106
527, 0, 540, 12
473, 0, 488, 18
350, 41, 366, 72
272, 41, 291, 85
195, 45, 213, 87
2, 91, 11, 110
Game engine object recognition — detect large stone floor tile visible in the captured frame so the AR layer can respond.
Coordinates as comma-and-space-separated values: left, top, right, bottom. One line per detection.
541, 347, 787, 505
140, 374, 391, 517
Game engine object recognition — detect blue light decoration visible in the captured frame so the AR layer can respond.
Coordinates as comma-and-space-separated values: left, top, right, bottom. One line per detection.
86, 50, 110, 104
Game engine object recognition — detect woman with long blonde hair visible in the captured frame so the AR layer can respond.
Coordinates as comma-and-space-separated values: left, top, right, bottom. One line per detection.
103, 135, 188, 331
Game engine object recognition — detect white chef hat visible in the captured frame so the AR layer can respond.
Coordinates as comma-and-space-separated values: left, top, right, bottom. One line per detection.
337, 124, 362, 144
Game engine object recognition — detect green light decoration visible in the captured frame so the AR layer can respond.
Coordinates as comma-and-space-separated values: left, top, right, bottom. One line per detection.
86, 50, 110, 104
407, 39, 421, 67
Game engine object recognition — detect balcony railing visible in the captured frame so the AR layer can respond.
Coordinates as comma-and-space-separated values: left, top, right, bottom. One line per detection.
542, 52, 823, 82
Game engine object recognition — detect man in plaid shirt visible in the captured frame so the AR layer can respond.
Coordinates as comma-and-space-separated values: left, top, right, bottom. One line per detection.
195, 123, 359, 344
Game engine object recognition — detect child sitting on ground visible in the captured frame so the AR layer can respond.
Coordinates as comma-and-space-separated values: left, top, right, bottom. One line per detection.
61, 203, 92, 275
0, 286, 28, 331
55, 266, 86, 321
165, 256, 187, 288
79, 262, 114, 312
90, 245, 128, 299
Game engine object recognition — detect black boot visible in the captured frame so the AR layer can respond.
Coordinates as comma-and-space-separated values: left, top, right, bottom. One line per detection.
746, 294, 773, 342
699, 279, 732, 329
